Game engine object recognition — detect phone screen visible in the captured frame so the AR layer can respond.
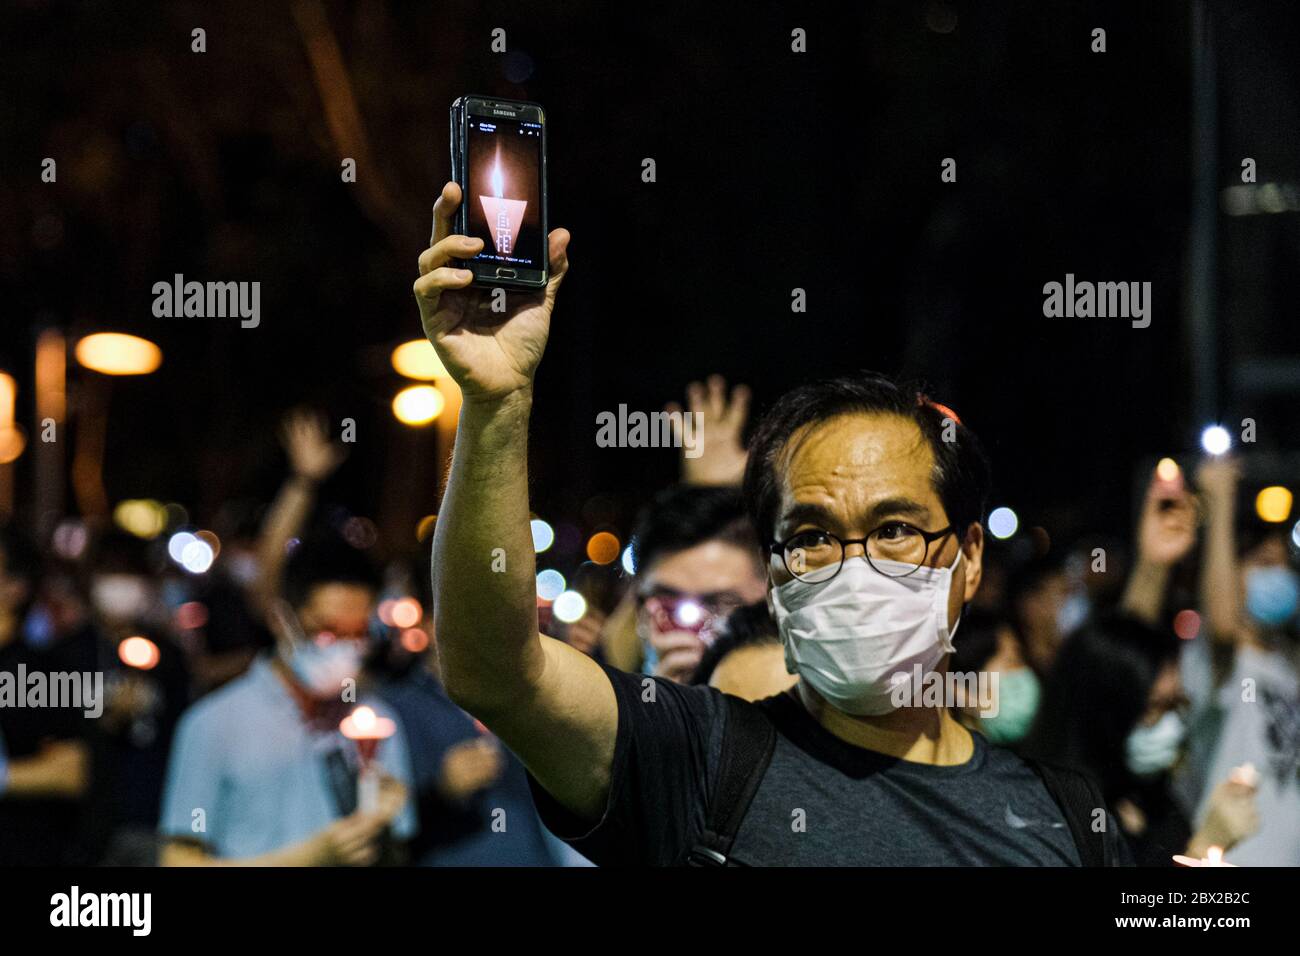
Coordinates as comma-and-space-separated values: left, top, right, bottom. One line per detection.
465, 115, 544, 270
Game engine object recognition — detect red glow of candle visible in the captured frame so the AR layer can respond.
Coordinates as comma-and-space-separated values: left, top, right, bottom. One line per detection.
340, 705, 396, 764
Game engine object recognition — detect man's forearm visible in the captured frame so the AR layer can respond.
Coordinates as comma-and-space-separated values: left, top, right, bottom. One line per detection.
1201, 498, 1242, 644
4, 744, 89, 798
432, 390, 546, 711
252, 475, 317, 605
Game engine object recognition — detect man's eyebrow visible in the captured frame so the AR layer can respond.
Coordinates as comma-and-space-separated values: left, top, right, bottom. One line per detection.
866, 497, 932, 522
778, 502, 838, 532
778, 497, 933, 533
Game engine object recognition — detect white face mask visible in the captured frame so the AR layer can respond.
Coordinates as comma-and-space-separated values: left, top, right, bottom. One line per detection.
770, 550, 962, 716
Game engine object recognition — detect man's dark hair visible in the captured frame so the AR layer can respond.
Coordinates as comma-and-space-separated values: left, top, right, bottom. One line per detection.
742, 372, 992, 543
630, 484, 760, 575
691, 601, 780, 686
283, 535, 382, 610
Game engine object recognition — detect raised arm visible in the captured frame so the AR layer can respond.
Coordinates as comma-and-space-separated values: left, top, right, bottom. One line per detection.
1120, 463, 1197, 626
414, 182, 616, 823
250, 409, 346, 608
1196, 457, 1246, 646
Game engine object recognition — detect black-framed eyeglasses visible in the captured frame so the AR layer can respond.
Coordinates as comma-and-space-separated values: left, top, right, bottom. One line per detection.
769, 523, 956, 583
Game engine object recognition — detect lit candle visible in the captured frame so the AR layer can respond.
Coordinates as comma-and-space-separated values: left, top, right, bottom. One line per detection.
1172, 845, 1237, 867
339, 705, 396, 813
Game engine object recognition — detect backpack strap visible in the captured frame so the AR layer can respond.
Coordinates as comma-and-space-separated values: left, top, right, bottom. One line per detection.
1028, 759, 1111, 867
684, 694, 778, 866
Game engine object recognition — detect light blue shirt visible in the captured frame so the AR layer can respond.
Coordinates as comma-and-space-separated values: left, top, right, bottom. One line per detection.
160, 655, 415, 859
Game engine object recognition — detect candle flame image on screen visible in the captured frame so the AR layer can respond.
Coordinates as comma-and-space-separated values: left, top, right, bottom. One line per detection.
491, 154, 504, 199
479, 145, 528, 256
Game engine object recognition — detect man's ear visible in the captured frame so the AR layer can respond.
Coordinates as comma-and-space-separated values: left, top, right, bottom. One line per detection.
961, 523, 985, 603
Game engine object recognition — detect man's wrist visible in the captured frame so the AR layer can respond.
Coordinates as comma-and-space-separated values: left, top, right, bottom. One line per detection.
459, 388, 535, 431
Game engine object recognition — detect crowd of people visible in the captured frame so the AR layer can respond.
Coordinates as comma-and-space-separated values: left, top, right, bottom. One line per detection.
0, 187, 1295, 867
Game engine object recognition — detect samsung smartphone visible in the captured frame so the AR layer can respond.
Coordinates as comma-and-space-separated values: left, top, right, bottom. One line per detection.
449, 95, 548, 289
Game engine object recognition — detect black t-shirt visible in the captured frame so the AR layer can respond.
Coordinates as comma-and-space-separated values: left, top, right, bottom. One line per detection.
529, 664, 1128, 866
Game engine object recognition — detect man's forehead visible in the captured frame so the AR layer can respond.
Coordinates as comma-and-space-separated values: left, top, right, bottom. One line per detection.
776, 413, 941, 519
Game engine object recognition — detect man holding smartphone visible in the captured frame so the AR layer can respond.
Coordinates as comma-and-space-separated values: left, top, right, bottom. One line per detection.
414, 182, 1128, 865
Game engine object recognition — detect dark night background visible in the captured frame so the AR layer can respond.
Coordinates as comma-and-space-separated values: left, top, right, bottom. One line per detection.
1, 0, 1297, 570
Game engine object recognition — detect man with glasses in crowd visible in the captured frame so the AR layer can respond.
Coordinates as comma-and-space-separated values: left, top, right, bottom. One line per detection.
414, 183, 1128, 865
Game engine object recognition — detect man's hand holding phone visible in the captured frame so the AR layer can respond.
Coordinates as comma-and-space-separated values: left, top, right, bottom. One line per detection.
414, 181, 570, 404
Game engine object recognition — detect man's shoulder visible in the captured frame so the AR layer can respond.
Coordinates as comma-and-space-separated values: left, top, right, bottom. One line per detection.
176, 661, 271, 733
603, 661, 729, 720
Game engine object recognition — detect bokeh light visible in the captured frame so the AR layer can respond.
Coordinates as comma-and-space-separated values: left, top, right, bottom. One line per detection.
1255, 486, 1293, 524
1200, 425, 1231, 456
531, 518, 554, 553
113, 499, 167, 539
400, 627, 429, 653
392, 384, 445, 425
118, 635, 160, 670
75, 333, 162, 375
180, 538, 215, 574
391, 597, 422, 629
988, 507, 1019, 540
553, 590, 588, 623
391, 339, 449, 380
1173, 609, 1201, 641
586, 531, 620, 564
168, 531, 196, 562
536, 569, 566, 601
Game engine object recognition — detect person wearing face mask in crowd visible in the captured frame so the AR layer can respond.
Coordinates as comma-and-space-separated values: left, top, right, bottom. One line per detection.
1023, 467, 1260, 865
621, 485, 768, 684
1175, 457, 1300, 866
947, 608, 1040, 748
416, 205, 1129, 863
1022, 615, 1258, 865
159, 535, 415, 865
690, 601, 799, 702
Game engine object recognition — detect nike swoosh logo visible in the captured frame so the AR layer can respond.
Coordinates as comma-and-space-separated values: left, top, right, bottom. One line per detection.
1005, 804, 1066, 829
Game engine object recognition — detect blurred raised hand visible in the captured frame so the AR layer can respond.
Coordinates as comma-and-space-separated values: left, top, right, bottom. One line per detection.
1136, 465, 1198, 567
666, 374, 751, 486
280, 408, 347, 482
